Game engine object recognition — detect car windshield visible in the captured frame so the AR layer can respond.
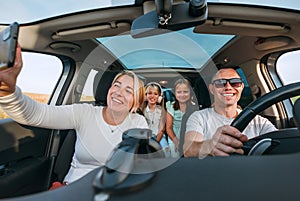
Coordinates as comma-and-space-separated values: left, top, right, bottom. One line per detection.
1, 0, 300, 23
1, 0, 135, 23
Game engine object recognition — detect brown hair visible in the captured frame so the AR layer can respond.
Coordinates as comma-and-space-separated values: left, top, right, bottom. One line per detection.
173, 78, 194, 110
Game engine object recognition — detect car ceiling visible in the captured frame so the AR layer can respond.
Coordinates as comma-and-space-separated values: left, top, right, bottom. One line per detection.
2, 2, 300, 78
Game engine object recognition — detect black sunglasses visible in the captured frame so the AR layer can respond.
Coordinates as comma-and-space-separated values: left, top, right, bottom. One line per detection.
212, 78, 243, 88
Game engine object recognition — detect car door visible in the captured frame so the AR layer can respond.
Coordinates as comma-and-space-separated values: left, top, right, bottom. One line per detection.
0, 52, 71, 198
0, 121, 54, 198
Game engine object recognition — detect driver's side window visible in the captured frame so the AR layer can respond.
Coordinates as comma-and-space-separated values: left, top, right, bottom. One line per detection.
277, 50, 300, 104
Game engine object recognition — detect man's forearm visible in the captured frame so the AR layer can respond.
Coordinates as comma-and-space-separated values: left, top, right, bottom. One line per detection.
183, 139, 213, 158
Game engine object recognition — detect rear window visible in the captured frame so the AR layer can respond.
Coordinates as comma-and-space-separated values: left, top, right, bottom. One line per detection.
98, 28, 234, 70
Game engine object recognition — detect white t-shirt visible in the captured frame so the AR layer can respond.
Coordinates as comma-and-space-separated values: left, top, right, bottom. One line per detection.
186, 107, 277, 140
0, 87, 149, 183
144, 105, 163, 136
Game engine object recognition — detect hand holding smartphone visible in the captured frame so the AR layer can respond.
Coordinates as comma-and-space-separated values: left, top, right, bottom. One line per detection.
0, 22, 19, 70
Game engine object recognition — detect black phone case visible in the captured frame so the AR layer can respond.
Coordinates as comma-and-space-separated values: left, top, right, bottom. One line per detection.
0, 22, 19, 69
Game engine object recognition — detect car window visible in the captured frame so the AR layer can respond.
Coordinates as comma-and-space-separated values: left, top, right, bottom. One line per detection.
80, 69, 97, 102
0, 52, 62, 119
276, 50, 300, 103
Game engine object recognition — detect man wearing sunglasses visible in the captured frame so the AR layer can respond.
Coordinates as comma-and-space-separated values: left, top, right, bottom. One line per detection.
183, 68, 277, 157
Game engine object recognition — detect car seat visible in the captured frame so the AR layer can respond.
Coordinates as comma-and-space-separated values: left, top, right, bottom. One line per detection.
51, 70, 119, 184
179, 76, 212, 156
93, 71, 119, 106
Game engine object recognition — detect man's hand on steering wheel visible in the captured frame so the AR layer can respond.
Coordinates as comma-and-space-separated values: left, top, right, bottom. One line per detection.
210, 125, 248, 156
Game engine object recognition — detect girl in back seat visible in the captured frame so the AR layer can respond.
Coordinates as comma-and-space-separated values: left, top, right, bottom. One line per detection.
142, 82, 170, 157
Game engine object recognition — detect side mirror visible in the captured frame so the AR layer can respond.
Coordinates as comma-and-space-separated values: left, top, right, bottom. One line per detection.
131, 0, 208, 38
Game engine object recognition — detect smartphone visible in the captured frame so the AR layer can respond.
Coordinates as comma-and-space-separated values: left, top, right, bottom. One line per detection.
0, 22, 19, 70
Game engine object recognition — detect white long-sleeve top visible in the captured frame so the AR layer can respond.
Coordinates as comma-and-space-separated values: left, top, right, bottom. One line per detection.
0, 87, 149, 183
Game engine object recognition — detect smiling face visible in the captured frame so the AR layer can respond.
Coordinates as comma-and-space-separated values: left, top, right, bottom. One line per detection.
175, 83, 191, 104
209, 68, 244, 108
146, 86, 161, 105
107, 74, 134, 114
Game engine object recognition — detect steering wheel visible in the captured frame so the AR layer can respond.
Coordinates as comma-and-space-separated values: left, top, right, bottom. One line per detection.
230, 82, 300, 155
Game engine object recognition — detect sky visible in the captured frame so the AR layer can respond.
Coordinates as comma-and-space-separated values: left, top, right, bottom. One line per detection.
17, 53, 62, 94
0, 0, 134, 23
276, 51, 300, 85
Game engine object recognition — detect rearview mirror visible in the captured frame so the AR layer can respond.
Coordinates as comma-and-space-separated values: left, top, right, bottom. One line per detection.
131, 0, 207, 38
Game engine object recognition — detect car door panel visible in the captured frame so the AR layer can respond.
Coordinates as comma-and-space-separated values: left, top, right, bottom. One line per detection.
0, 118, 53, 198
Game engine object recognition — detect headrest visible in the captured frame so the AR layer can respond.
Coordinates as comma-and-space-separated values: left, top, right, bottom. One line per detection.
93, 71, 119, 106
163, 89, 175, 103
193, 76, 211, 109
293, 98, 300, 131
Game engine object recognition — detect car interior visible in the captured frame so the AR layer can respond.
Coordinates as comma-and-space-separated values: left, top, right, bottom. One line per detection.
0, 0, 300, 200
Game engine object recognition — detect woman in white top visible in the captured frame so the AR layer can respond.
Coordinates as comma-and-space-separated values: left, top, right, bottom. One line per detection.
0, 44, 148, 184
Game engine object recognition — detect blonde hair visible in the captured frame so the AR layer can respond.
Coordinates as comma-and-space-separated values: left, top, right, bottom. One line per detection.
111, 70, 145, 113
145, 82, 164, 105
138, 78, 146, 109
142, 82, 165, 114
